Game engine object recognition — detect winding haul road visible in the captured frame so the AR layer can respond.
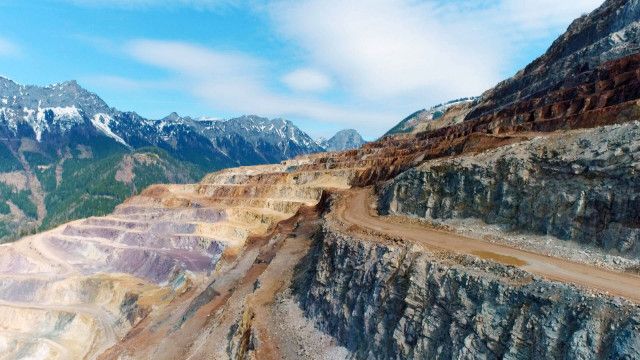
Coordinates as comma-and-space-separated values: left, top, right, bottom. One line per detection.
337, 188, 640, 303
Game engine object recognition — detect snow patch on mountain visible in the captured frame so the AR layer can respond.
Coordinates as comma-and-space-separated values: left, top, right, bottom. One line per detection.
2, 105, 85, 141
91, 113, 129, 147
0, 77, 324, 168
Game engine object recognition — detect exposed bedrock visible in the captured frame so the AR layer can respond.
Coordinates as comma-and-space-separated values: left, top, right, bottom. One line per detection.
467, 0, 640, 119
379, 121, 640, 256
294, 227, 640, 359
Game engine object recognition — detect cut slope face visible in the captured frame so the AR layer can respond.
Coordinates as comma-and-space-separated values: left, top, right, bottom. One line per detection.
295, 214, 640, 359
467, 0, 640, 119
380, 121, 640, 256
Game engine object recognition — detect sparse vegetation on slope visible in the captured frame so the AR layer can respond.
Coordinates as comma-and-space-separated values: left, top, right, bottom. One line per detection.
41, 147, 203, 231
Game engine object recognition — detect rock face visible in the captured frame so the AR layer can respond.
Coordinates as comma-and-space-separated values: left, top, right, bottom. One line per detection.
384, 0, 640, 141
370, 0, 640, 260
318, 129, 367, 151
295, 227, 640, 359
467, 0, 640, 119
379, 121, 640, 256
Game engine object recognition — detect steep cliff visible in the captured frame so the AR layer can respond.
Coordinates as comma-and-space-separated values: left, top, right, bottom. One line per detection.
295, 226, 640, 359
467, 0, 640, 119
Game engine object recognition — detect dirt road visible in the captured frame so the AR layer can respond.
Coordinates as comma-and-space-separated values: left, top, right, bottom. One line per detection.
337, 188, 640, 303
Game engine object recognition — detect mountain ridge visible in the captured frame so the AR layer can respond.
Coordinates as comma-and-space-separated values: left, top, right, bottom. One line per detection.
385, 97, 476, 136
386, 0, 640, 139
0, 76, 324, 169
0, 77, 325, 241
466, 0, 640, 120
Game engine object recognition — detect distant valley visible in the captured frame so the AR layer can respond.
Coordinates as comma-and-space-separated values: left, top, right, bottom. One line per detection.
0, 77, 362, 240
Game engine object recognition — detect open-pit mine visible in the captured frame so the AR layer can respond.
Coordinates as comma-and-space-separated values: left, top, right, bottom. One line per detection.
1, 0, 640, 359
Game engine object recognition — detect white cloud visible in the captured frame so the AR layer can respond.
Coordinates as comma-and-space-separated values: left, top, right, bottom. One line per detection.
126, 39, 260, 78
82, 75, 174, 91
282, 68, 332, 92
116, 0, 603, 137
125, 39, 396, 134
499, 0, 604, 33
0, 37, 19, 57
269, 0, 504, 103
268, 0, 603, 104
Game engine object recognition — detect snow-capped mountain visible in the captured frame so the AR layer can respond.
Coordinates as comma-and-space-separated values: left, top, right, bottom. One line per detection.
0, 78, 110, 141
0, 77, 323, 170
0, 77, 326, 242
318, 129, 366, 151
197, 115, 323, 164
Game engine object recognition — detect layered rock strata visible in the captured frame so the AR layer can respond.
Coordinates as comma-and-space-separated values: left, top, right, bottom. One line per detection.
467, 0, 640, 119
379, 121, 640, 256
0, 160, 335, 359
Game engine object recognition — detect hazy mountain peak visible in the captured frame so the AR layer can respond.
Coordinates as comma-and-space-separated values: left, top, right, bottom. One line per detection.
320, 128, 366, 151
162, 112, 182, 122
0, 75, 18, 87
204, 114, 322, 154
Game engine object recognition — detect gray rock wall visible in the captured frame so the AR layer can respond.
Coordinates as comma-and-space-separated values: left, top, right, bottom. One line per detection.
294, 228, 640, 359
378, 122, 640, 256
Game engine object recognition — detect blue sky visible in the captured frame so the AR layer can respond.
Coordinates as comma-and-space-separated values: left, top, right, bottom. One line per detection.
0, 0, 603, 139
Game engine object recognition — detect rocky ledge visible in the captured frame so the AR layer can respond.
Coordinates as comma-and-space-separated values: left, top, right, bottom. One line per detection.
379, 121, 640, 257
